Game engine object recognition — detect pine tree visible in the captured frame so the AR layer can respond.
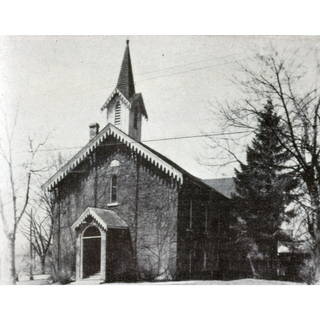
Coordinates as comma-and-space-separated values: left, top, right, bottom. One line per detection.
233, 100, 297, 279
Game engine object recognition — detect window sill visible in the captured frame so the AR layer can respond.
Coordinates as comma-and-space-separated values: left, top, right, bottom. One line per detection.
107, 202, 120, 207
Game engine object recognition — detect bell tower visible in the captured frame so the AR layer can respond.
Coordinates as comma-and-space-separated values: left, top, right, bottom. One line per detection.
101, 40, 148, 141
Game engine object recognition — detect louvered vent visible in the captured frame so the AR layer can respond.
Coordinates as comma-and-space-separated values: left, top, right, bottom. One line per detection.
114, 103, 121, 126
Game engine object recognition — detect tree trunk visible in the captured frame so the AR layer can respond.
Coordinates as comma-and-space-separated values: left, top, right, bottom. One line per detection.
312, 229, 320, 283
309, 189, 320, 283
29, 211, 33, 280
269, 242, 278, 280
312, 251, 320, 283
247, 254, 258, 278
40, 256, 46, 274
8, 236, 16, 284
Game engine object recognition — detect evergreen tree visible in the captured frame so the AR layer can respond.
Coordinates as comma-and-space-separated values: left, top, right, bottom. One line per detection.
233, 100, 297, 279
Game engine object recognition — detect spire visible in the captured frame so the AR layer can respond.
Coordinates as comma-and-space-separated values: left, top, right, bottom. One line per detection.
116, 40, 135, 99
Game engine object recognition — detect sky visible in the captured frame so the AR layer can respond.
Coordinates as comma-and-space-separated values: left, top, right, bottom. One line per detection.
1, 35, 320, 183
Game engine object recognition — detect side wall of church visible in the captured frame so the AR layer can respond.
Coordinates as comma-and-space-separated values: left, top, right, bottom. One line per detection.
51, 139, 179, 282
176, 177, 231, 280
136, 158, 178, 280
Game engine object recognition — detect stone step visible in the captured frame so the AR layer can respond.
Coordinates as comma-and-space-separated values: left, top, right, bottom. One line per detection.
71, 279, 103, 285
71, 273, 103, 284
85, 272, 101, 279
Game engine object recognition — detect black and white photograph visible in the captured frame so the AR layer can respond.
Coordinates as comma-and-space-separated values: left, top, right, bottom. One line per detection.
1, 35, 320, 286
2, 2, 320, 319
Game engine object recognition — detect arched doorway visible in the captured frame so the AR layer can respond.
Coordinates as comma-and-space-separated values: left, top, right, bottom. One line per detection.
82, 225, 101, 278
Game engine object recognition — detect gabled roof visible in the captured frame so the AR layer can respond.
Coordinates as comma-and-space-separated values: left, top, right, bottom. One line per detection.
130, 93, 148, 119
137, 140, 229, 200
116, 40, 135, 99
71, 207, 128, 231
101, 87, 131, 111
101, 89, 148, 119
43, 121, 231, 201
202, 177, 236, 199
43, 123, 184, 191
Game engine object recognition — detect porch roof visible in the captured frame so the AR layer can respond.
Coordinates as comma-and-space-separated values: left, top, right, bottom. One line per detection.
71, 207, 128, 231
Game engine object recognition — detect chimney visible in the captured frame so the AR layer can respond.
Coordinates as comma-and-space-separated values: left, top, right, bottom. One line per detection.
89, 123, 99, 140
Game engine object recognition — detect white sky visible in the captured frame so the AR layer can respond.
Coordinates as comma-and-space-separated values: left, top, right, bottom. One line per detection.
1, 35, 320, 183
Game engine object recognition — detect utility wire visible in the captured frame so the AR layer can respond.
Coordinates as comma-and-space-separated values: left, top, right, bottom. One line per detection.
143, 131, 251, 143
15, 54, 248, 97
31, 130, 251, 153
135, 57, 249, 84
135, 53, 239, 77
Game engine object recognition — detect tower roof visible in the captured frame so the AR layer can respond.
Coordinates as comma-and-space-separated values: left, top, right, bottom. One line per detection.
116, 40, 135, 99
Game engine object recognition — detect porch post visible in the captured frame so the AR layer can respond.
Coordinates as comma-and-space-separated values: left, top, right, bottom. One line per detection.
100, 230, 107, 282
75, 231, 81, 281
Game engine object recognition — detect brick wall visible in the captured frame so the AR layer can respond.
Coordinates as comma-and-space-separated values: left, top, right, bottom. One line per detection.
51, 139, 179, 281
176, 176, 231, 280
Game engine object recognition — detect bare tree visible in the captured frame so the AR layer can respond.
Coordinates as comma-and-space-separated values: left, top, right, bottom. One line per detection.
138, 182, 178, 280
140, 196, 177, 280
0, 108, 47, 284
219, 48, 320, 282
21, 189, 55, 274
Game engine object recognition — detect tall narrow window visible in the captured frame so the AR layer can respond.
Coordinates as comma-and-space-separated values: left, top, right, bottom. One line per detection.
110, 175, 117, 203
203, 249, 207, 270
189, 249, 192, 277
189, 199, 193, 229
114, 102, 121, 126
133, 109, 138, 129
204, 203, 208, 233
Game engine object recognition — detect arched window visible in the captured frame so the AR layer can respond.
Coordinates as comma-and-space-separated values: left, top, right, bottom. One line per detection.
83, 225, 101, 238
110, 159, 120, 167
110, 175, 118, 203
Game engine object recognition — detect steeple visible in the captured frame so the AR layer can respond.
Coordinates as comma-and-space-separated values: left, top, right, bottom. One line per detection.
101, 40, 148, 142
116, 40, 135, 99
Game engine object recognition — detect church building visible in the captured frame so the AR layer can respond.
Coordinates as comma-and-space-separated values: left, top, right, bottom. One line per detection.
43, 41, 233, 283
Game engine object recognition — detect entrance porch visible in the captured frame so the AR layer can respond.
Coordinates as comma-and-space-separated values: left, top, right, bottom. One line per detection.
71, 207, 129, 283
